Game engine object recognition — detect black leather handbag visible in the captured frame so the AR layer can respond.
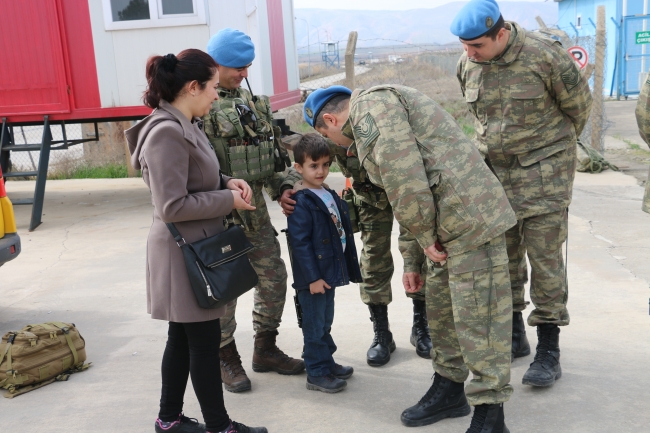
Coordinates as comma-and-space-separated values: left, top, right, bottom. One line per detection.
166, 222, 258, 309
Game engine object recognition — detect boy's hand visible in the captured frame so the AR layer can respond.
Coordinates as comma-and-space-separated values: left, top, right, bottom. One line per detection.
403, 272, 423, 293
310, 279, 331, 294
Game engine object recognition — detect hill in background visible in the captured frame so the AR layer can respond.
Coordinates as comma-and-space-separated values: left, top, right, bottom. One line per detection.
294, 1, 558, 50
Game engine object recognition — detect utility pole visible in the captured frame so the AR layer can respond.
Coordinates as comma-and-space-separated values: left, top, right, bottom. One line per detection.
591, 5, 606, 151
345, 31, 358, 89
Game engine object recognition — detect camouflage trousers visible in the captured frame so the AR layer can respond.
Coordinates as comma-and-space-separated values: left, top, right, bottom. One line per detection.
220, 221, 288, 348
426, 234, 513, 406
506, 209, 570, 326
357, 202, 424, 305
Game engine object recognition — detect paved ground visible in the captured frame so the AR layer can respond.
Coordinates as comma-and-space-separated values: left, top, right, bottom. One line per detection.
3, 105, 650, 431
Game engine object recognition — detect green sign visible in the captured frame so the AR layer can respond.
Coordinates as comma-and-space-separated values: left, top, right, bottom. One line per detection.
636, 31, 650, 44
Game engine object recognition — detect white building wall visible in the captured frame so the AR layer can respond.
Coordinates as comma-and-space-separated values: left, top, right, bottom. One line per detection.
87, 0, 298, 108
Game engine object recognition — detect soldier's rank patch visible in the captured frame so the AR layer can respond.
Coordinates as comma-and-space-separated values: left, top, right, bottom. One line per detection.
561, 65, 580, 92
305, 107, 313, 119
353, 113, 380, 145
486, 16, 493, 28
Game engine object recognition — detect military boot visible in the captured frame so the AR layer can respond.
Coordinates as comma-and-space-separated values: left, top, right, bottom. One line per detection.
465, 403, 509, 433
400, 373, 471, 427
219, 341, 251, 393
511, 312, 531, 360
251, 331, 305, 375
522, 324, 561, 387
410, 299, 433, 359
367, 304, 396, 367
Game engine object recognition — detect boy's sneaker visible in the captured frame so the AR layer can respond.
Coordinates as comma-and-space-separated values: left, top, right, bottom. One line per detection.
155, 413, 205, 433
306, 373, 347, 393
331, 363, 354, 380
210, 420, 268, 433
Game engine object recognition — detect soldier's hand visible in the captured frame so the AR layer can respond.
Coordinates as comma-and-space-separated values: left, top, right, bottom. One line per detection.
309, 279, 331, 294
279, 189, 297, 216
423, 242, 448, 263
403, 272, 423, 293
226, 178, 252, 203
231, 190, 256, 211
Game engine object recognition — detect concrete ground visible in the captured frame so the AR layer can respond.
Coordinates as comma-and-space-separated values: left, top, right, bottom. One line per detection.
2, 110, 650, 431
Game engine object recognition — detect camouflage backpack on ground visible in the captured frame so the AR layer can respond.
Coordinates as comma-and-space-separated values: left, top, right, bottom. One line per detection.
0, 322, 91, 398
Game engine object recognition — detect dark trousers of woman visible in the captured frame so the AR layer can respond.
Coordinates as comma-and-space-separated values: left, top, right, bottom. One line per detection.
159, 319, 230, 432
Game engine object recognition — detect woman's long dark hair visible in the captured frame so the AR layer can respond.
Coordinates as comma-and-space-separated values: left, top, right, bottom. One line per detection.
143, 49, 217, 108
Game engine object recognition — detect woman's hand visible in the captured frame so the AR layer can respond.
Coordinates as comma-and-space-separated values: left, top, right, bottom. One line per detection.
226, 178, 252, 204
231, 190, 256, 211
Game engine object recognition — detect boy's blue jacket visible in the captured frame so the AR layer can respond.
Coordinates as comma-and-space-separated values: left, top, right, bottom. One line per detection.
287, 184, 362, 291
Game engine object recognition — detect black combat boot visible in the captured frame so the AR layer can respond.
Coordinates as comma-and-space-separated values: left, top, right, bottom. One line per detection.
401, 373, 471, 427
511, 312, 531, 360
522, 324, 561, 387
367, 304, 396, 366
465, 403, 509, 433
410, 299, 433, 359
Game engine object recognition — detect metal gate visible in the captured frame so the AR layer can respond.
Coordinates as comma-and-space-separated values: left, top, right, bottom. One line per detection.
619, 14, 650, 97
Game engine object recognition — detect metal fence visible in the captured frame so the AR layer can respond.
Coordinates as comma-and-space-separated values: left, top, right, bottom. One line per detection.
6, 124, 84, 177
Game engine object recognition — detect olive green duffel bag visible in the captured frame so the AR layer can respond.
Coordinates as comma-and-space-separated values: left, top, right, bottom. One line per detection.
0, 322, 91, 398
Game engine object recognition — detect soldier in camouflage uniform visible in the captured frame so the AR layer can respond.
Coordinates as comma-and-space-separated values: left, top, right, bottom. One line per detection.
303, 84, 517, 432
203, 28, 304, 393
280, 135, 433, 366
635, 73, 650, 213
453, 0, 592, 390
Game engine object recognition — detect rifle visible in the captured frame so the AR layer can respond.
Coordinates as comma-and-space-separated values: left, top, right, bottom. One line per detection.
281, 228, 303, 328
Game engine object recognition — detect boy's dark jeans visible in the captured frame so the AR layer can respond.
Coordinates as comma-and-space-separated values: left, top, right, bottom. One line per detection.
297, 288, 337, 376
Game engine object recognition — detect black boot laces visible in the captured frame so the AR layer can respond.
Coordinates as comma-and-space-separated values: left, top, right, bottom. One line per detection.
531, 331, 558, 370
418, 374, 443, 406
466, 404, 490, 433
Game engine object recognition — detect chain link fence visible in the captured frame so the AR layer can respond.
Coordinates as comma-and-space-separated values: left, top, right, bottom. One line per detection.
5, 124, 84, 178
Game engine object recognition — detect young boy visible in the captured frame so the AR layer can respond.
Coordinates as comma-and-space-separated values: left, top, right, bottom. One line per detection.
287, 133, 363, 393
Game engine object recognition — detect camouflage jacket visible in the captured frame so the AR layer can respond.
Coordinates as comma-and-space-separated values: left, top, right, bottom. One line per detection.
348, 85, 516, 257
635, 74, 650, 213
280, 139, 389, 209
457, 22, 593, 219
203, 86, 295, 231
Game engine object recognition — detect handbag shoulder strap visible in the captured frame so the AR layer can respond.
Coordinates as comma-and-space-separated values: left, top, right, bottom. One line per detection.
166, 223, 187, 247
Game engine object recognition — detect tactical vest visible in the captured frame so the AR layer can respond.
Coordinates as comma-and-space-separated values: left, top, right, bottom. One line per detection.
205, 88, 289, 182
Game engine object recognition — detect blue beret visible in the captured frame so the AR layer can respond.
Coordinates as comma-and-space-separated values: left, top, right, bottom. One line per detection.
303, 86, 352, 127
450, 0, 501, 40
207, 28, 255, 68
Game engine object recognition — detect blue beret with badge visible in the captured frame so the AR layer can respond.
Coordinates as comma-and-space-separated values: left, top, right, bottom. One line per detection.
450, 0, 502, 40
207, 28, 255, 68
303, 85, 352, 127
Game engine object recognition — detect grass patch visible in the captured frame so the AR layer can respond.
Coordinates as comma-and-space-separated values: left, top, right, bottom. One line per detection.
49, 163, 136, 180
614, 134, 643, 150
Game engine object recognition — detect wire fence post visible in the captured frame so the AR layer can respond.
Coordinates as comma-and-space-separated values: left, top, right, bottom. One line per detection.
345, 31, 358, 89
591, 5, 606, 152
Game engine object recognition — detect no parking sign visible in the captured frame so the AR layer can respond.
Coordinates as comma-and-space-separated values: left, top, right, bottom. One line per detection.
568, 46, 588, 69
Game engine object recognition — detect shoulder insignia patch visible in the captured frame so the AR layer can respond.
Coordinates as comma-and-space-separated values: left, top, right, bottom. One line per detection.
353, 113, 380, 146
561, 64, 580, 92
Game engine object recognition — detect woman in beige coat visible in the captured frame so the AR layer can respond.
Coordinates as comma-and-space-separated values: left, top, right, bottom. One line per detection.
126, 49, 267, 433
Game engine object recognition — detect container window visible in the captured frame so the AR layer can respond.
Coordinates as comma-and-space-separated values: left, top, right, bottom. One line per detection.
102, 0, 205, 30
160, 0, 194, 16
110, 0, 150, 22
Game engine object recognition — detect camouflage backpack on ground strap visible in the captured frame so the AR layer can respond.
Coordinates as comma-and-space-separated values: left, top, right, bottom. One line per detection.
0, 322, 91, 398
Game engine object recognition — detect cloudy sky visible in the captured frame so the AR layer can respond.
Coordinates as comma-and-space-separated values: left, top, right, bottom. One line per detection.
293, 0, 547, 10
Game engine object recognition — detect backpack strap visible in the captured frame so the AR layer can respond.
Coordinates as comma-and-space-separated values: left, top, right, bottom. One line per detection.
0, 332, 16, 372
49, 323, 79, 366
